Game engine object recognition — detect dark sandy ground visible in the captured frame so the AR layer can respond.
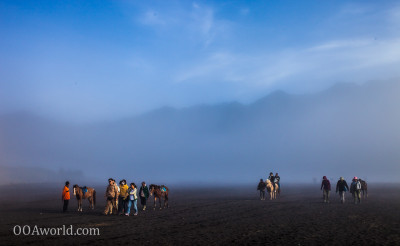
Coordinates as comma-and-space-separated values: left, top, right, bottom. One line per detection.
0, 183, 399, 246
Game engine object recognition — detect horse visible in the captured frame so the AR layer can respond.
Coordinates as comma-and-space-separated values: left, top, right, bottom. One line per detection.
149, 184, 169, 210
359, 179, 368, 199
266, 180, 278, 200
73, 185, 96, 212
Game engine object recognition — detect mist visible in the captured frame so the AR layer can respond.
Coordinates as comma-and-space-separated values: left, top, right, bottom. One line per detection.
1, 80, 399, 185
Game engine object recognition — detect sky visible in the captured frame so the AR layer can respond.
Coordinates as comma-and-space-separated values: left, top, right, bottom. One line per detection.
1, 0, 400, 123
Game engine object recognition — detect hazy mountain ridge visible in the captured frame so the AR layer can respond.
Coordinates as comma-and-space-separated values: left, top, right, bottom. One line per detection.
1, 80, 400, 184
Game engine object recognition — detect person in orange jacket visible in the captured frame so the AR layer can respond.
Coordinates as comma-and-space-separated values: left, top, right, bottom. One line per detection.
62, 181, 71, 212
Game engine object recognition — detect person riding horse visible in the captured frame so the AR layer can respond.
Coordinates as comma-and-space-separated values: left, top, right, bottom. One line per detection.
268, 172, 275, 184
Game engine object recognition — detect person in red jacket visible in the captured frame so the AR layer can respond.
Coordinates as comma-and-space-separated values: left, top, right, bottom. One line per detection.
320, 176, 331, 203
62, 181, 70, 212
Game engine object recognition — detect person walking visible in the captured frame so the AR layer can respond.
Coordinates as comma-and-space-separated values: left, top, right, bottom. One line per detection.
126, 183, 138, 216
118, 179, 129, 215
350, 177, 362, 204
257, 179, 267, 200
139, 182, 150, 211
321, 176, 331, 203
104, 178, 118, 215
336, 177, 349, 203
62, 181, 70, 212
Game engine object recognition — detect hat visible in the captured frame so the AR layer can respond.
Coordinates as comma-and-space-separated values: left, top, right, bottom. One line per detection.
354, 176, 358, 180
340, 177, 344, 180
323, 176, 327, 179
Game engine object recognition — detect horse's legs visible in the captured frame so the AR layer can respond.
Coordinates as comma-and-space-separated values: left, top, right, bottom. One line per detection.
154, 197, 157, 210
88, 197, 93, 209
159, 197, 162, 210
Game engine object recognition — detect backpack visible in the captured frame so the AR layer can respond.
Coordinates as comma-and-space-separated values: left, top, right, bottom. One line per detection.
356, 181, 361, 190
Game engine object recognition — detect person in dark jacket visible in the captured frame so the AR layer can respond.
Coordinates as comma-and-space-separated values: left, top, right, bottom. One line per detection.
139, 182, 150, 211
350, 177, 362, 204
275, 173, 281, 191
321, 176, 331, 203
267, 172, 275, 184
257, 179, 267, 200
336, 177, 349, 203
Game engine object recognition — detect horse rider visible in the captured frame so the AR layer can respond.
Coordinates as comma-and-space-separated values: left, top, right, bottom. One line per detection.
350, 177, 362, 204
267, 172, 275, 185
321, 176, 331, 203
62, 181, 70, 212
257, 178, 267, 200
336, 177, 349, 204
104, 178, 118, 215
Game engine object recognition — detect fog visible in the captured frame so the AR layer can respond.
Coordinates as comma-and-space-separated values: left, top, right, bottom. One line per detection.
0, 80, 400, 185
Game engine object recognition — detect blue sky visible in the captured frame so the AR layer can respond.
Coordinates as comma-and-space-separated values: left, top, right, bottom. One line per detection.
1, 0, 400, 122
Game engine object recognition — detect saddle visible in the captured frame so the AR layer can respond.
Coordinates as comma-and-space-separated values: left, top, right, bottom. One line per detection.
82, 186, 88, 196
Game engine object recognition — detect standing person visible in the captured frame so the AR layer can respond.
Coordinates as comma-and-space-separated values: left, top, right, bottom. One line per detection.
104, 178, 118, 215
112, 179, 119, 214
257, 179, 266, 200
139, 182, 150, 211
126, 183, 138, 216
321, 176, 331, 203
350, 177, 362, 204
62, 181, 70, 212
118, 179, 129, 215
275, 173, 281, 192
336, 177, 349, 203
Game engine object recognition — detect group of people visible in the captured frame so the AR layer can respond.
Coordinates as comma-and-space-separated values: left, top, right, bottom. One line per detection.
257, 172, 280, 200
104, 178, 150, 216
321, 176, 365, 204
60, 179, 151, 215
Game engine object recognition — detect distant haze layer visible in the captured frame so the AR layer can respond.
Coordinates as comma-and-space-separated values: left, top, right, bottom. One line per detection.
0, 80, 400, 184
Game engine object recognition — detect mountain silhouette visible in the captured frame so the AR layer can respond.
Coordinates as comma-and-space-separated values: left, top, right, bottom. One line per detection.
1, 80, 399, 184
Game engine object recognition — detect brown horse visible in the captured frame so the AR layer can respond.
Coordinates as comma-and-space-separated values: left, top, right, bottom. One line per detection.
149, 184, 169, 210
73, 185, 96, 212
266, 180, 278, 200
359, 179, 368, 199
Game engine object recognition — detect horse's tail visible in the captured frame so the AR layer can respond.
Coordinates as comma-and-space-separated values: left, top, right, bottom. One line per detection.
93, 190, 96, 206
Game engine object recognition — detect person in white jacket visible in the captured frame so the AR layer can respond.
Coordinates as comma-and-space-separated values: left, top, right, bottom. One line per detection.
125, 183, 138, 216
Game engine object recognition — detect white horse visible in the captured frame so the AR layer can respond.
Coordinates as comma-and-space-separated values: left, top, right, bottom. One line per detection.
266, 179, 278, 200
